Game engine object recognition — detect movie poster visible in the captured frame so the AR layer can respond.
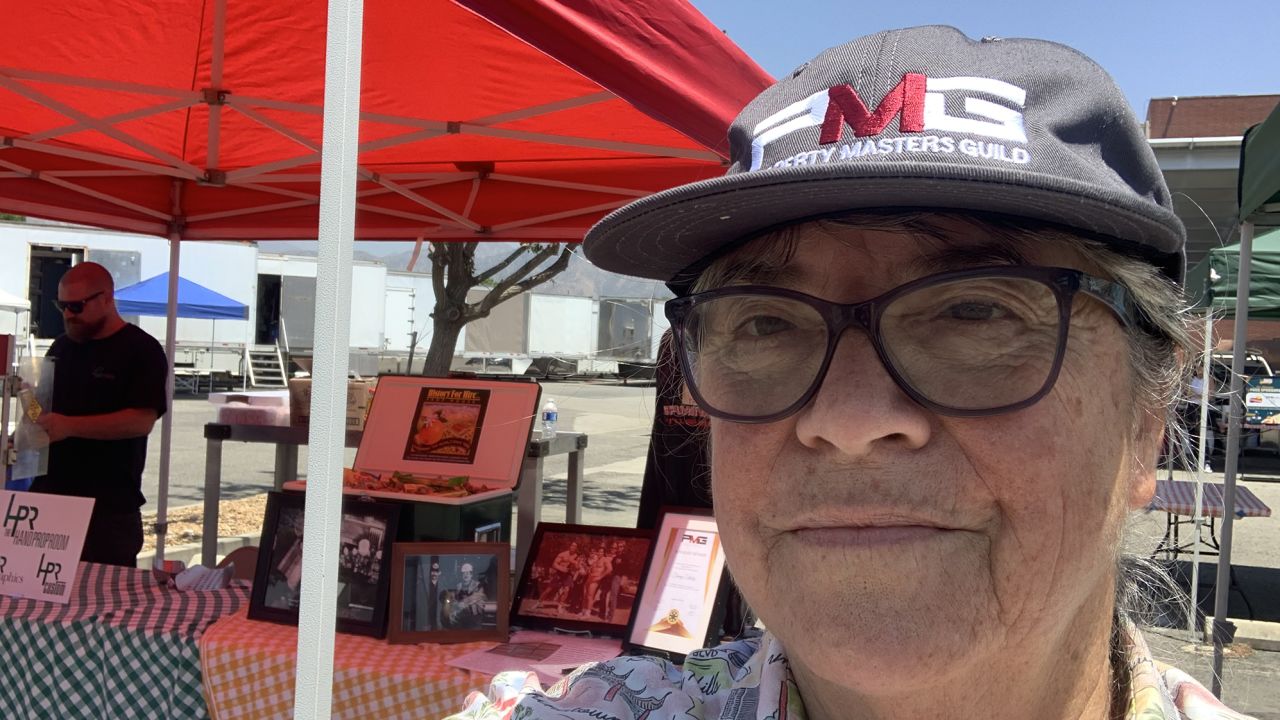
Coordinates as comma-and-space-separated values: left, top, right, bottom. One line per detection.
403, 386, 490, 464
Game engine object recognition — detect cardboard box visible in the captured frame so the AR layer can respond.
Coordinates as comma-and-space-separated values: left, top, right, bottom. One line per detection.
207, 390, 290, 407
288, 378, 374, 430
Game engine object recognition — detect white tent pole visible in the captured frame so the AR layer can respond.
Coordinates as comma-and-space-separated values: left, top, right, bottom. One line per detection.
208, 319, 215, 394
1189, 309, 1213, 632
293, 0, 363, 715
156, 185, 182, 566
1212, 220, 1253, 697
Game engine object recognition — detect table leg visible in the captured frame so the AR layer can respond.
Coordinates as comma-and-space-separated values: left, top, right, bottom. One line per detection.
274, 443, 299, 490
203, 437, 223, 567
1206, 515, 1221, 551
566, 448, 584, 525
1152, 512, 1175, 560
516, 454, 544, 587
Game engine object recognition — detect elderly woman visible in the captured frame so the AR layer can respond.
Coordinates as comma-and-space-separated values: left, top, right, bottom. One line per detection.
449, 26, 1253, 720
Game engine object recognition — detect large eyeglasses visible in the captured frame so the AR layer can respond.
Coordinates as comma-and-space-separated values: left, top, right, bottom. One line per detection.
665, 266, 1140, 423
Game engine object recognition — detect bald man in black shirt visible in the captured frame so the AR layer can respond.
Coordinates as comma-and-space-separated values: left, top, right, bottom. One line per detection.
32, 262, 168, 567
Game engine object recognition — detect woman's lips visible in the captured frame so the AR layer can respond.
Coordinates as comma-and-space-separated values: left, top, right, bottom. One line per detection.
787, 524, 954, 548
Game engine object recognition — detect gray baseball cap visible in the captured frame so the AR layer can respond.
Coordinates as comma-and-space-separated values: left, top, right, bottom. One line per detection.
583, 25, 1186, 288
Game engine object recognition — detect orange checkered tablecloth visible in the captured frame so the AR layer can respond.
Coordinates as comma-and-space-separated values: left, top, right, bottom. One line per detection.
199, 608, 493, 719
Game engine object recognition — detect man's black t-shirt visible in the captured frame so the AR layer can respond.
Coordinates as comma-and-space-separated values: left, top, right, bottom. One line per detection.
31, 323, 168, 512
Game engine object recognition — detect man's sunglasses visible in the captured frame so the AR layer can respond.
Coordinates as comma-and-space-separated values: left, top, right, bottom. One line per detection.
55, 291, 104, 315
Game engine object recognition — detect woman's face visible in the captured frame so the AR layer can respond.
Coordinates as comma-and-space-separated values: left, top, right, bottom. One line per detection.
706, 221, 1161, 691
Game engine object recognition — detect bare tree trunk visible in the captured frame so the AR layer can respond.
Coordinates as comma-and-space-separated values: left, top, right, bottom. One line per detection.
417, 242, 574, 377
421, 319, 464, 377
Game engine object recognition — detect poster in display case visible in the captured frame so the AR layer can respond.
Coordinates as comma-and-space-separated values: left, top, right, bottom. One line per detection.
402, 386, 491, 464
285, 376, 540, 507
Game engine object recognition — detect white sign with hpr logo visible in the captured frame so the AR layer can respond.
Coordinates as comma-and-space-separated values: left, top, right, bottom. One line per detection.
0, 491, 94, 604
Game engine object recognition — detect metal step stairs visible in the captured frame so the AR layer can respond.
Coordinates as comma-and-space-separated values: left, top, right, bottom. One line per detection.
247, 347, 287, 388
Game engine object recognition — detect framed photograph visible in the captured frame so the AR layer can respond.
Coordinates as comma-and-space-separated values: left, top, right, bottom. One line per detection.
249, 491, 400, 638
510, 523, 654, 636
387, 542, 510, 644
623, 508, 728, 662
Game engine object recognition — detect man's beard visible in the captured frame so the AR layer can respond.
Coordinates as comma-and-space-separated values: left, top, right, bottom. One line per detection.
65, 316, 104, 341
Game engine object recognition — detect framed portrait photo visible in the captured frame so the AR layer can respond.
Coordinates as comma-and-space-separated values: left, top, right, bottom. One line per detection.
387, 542, 510, 644
510, 523, 654, 636
623, 508, 728, 662
248, 492, 400, 638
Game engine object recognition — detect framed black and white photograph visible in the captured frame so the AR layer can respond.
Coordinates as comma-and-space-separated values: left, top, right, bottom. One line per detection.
249, 491, 400, 638
510, 523, 653, 636
623, 508, 729, 662
387, 542, 510, 644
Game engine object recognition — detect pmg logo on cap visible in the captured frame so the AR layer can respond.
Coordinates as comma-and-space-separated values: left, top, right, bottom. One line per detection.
749, 73, 1030, 171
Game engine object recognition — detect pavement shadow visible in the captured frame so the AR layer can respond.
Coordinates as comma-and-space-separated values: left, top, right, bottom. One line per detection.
1149, 559, 1280, 628
1203, 450, 1280, 478
538, 477, 642, 514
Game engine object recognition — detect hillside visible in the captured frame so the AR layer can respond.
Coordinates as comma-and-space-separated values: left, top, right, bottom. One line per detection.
259, 241, 672, 300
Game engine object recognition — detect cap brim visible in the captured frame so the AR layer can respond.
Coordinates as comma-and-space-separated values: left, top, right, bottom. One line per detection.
583, 162, 1186, 285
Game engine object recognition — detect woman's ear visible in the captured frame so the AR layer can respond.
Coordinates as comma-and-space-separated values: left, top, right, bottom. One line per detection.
1128, 408, 1165, 510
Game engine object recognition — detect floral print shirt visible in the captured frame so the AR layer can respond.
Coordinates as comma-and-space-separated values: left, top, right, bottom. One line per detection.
445, 629, 1254, 720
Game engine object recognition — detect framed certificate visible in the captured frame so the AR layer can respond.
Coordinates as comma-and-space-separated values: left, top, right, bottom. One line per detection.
623, 508, 729, 662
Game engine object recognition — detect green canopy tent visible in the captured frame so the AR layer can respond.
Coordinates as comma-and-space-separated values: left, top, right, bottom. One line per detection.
1212, 100, 1280, 696
1180, 227, 1280, 648
1186, 228, 1280, 316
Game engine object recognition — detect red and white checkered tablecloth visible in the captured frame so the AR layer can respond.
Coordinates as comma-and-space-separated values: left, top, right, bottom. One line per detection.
1149, 479, 1273, 519
200, 608, 494, 719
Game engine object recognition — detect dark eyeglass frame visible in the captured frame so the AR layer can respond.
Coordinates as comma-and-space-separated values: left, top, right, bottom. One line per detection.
55, 291, 105, 315
665, 265, 1141, 424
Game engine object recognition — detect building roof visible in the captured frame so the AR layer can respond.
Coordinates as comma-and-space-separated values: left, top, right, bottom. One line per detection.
1147, 95, 1280, 139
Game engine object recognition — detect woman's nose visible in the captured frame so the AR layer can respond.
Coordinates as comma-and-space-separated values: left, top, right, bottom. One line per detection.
792, 328, 933, 454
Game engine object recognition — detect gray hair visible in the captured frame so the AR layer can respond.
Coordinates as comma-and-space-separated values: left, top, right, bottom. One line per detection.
689, 210, 1198, 640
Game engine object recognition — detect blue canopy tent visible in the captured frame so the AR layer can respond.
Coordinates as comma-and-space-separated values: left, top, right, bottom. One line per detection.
115, 272, 249, 320
115, 272, 249, 394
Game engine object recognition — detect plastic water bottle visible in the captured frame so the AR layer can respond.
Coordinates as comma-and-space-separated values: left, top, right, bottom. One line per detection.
541, 398, 559, 441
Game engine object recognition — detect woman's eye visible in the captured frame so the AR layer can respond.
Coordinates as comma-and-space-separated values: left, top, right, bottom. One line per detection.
741, 315, 795, 336
944, 301, 1008, 321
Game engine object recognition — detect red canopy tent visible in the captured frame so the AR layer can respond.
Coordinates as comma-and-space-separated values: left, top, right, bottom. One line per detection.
0, 1, 771, 714
0, 0, 770, 242
0, 0, 769, 536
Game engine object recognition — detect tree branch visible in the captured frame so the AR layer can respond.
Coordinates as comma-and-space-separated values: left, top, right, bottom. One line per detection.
475, 246, 559, 316
493, 246, 574, 306
474, 245, 533, 286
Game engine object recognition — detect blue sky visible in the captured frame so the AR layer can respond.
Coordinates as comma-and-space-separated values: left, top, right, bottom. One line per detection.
689, 0, 1278, 119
